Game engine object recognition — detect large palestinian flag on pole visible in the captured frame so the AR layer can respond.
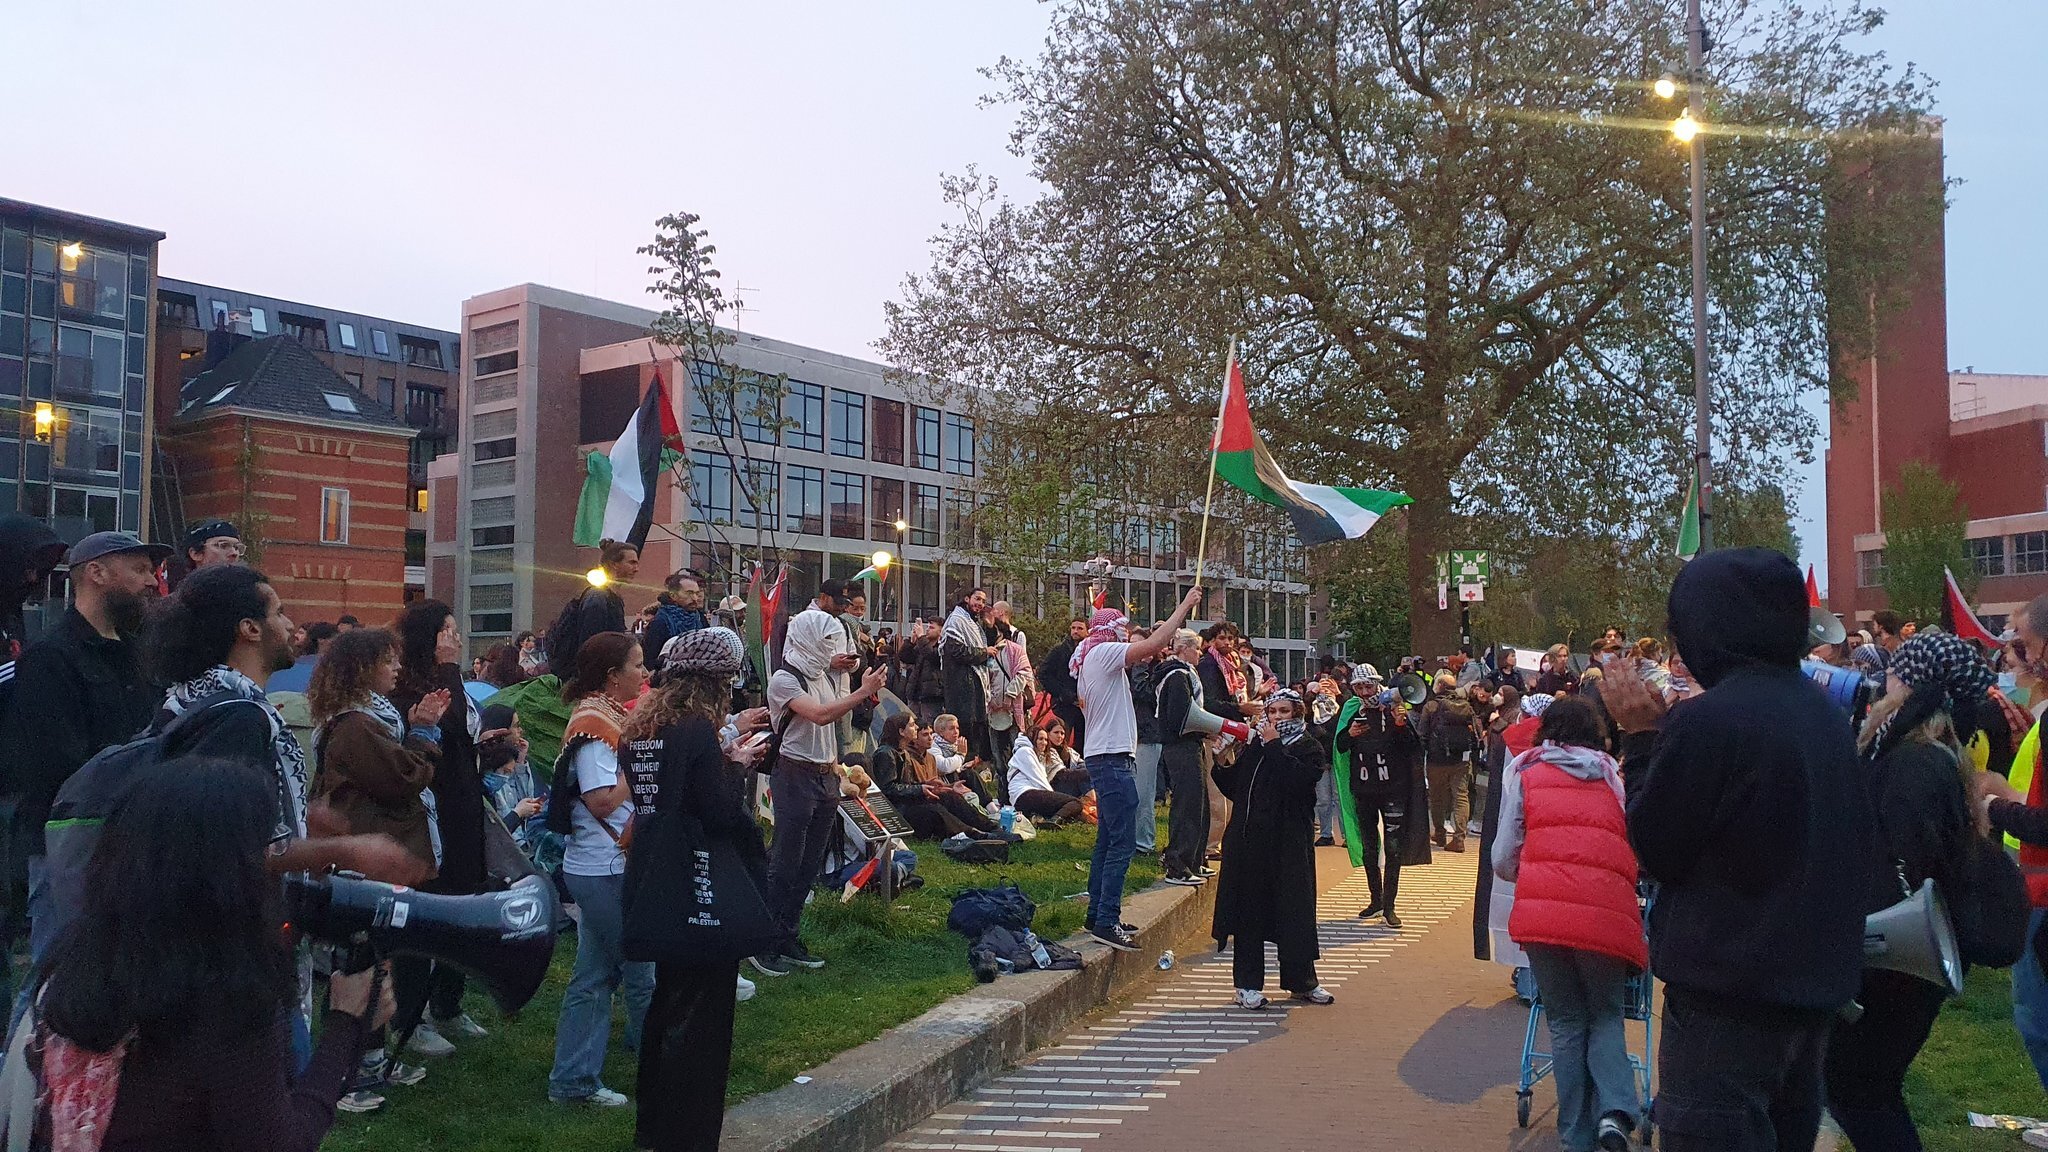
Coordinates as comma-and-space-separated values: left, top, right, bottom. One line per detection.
574, 373, 684, 550
1212, 352, 1410, 545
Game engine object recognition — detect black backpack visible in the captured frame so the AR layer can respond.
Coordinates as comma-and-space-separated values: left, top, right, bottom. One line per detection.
546, 590, 601, 680
947, 880, 1036, 937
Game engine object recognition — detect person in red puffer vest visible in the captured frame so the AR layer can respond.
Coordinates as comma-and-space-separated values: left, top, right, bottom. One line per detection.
1494, 697, 1645, 1152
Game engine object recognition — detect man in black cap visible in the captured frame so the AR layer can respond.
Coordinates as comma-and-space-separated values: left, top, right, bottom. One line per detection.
0, 531, 171, 966
1605, 548, 1879, 1152
184, 518, 246, 572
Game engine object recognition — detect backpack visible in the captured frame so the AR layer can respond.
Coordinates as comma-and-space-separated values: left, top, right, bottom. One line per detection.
546, 590, 604, 680
941, 836, 1010, 866
1954, 831, 2029, 968
946, 880, 1036, 937
1433, 697, 1479, 757
42, 692, 263, 951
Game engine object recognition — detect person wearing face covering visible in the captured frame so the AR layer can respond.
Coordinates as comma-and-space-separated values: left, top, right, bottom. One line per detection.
1603, 549, 1879, 1152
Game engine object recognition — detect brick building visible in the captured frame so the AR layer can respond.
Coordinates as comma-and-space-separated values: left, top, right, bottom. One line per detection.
171, 336, 417, 624
1825, 128, 2048, 632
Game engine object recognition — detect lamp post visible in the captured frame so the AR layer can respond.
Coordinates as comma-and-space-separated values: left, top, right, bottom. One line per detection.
1661, 0, 1715, 553
892, 517, 909, 631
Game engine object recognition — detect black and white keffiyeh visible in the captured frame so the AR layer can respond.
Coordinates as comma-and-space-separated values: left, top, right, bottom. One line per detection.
166, 665, 308, 841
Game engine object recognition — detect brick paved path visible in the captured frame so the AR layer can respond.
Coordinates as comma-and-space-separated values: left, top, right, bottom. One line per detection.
885, 849, 1595, 1152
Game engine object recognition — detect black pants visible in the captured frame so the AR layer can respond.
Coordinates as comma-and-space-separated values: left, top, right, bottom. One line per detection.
1161, 743, 1209, 879
989, 727, 1017, 803
1053, 700, 1086, 754
1051, 767, 1094, 797
901, 792, 997, 840
1013, 789, 1084, 824
635, 959, 740, 1152
386, 956, 465, 1054
767, 760, 843, 940
1824, 969, 1947, 1151
1232, 933, 1317, 996
1656, 986, 1832, 1152
1355, 786, 1405, 913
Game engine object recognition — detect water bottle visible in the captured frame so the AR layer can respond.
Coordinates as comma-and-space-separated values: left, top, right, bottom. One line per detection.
999, 806, 1016, 834
1026, 930, 1052, 969
1157, 950, 1175, 971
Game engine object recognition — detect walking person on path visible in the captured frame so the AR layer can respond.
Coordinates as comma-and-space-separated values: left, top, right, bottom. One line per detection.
1331, 664, 1424, 928
1492, 696, 1645, 1152
1075, 588, 1201, 952
1605, 548, 1878, 1152
1212, 689, 1335, 1010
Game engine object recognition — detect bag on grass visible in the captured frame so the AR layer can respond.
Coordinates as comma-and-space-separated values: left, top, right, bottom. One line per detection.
941, 836, 1010, 867
947, 879, 1036, 937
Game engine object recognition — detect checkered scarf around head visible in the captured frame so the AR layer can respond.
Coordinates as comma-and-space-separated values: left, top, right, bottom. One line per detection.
1069, 608, 1130, 679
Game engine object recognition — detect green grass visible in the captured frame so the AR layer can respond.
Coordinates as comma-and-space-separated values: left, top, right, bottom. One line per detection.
324, 821, 1162, 1151
1903, 967, 2048, 1151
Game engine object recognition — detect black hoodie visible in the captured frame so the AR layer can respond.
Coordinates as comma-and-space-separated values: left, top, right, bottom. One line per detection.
1623, 548, 1879, 1014
0, 515, 62, 659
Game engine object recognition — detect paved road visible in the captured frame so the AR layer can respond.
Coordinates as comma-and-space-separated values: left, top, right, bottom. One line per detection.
883, 849, 1605, 1152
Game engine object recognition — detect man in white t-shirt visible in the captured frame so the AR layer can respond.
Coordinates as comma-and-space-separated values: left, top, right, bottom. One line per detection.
1072, 587, 1204, 951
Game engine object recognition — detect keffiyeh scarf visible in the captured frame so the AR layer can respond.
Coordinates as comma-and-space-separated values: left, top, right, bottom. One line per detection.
1069, 608, 1129, 680
166, 665, 307, 841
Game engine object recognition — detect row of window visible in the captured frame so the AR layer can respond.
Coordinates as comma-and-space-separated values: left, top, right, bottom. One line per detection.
157, 292, 448, 368
1860, 533, 2048, 588
685, 367, 975, 474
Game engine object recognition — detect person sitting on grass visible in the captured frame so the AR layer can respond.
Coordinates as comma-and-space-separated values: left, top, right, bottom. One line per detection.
871, 713, 1005, 840
930, 712, 994, 805
1007, 720, 1087, 825
1036, 716, 1095, 797
1211, 689, 1334, 1011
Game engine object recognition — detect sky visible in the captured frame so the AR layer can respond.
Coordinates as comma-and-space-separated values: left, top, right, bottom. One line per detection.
9, 0, 2042, 592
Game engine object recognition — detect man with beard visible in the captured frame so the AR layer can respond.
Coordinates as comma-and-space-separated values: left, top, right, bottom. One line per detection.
641, 570, 709, 663
0, 531, 169, 963
1038, 617, 1090, 750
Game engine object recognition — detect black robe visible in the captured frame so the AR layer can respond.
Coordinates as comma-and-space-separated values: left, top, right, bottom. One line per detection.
1211, 733, 1325, 959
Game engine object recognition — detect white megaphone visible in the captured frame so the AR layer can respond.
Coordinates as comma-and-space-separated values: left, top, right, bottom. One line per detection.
1183, 704, 1252, 744
1863, 878, 1963, 997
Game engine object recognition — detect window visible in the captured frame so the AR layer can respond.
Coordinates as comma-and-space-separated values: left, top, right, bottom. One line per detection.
337, 322, 357, 350
473, 525, 515, 547
2016, 533, 2048, 576
872, 398, 906, 465
829, 471, 865, 538
370, 329, 390, 356
944, 413, 975, 476
830, 390, 866, 458
322, 392, 358, 413
687, 362, 733, 436
399, 335, 443, 369
736, 459, 778, 529
872, 477, 905, 539
690, 454, 734, 524
405, 528, 426, 564
913, 406, 941, 470
319, 487, 350, 544
278, 312, 328, 350
53, 409, 120, 474
474, 351, 517, 376
248, 307, 268, 335
344, 371, 364, 394
945, 490, 976, 549
474, 437, 516, 461
53, 248, 125, 321
376, 377, 396, 409
1971, 536, 2007, 578
785, 466, 824, 534
54, 326, 122, 401
209, 299, 230, 327
910, 483, 940, 547
156, 291, 198, 329
784, 381, 824, 452
405, 384, 445, 430
1857, 549, 1886, 588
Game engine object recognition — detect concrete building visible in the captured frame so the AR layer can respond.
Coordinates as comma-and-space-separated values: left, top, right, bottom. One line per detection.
435, 284, 1324, 682
0, 198, 163, 637
172, 337, 417, 622
152, 278, 458, 595
1824, 130, 2048, 632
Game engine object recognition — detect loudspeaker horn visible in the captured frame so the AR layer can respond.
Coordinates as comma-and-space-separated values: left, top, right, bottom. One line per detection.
1810, 605, 1847, 648
1391, 672, 1430, 707
1863, 877, 1963, 997
1182, 704, 1252, 744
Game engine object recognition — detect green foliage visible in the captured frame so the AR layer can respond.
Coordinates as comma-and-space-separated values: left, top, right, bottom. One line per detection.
1880, 461, 1971, 625
1716, 482, 1803, 559
323, 822, 1163, 1151
1898, 966, 2048, 1149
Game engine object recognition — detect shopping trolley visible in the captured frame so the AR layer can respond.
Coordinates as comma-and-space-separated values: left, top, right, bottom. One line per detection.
1514, 889, 1657, 1141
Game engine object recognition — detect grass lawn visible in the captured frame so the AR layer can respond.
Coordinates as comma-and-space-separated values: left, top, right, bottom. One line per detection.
324, 821, 1164, 1151
1904, 966, 2048, 1150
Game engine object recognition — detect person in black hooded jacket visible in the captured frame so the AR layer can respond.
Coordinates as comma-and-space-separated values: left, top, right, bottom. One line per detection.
1604, 548, 1879, 1152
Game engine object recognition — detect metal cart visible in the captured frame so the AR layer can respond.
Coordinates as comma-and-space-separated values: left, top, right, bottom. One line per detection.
1514, 889, 1657, 1141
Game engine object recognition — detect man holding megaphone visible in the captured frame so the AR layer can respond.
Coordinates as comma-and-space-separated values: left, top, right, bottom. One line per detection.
1331, 664, 1423, 928
1154, 628, 1252, 886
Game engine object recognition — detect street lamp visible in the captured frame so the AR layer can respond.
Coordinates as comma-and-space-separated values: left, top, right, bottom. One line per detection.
1658, 0, 1715, 553
891, 518, 909, 629
585, 566, 610, 588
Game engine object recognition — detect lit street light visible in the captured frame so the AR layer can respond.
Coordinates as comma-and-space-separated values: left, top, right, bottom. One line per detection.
586, 567, 610, 588
1654, 74, 1678, 100
1658, 0, 1715, 554
1671, 111, 1700, 142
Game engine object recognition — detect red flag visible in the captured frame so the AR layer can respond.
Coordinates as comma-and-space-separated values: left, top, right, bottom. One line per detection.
1805, 565, 1822, 609
1942, 567, 2001, 648
1090, 585, 1107, 611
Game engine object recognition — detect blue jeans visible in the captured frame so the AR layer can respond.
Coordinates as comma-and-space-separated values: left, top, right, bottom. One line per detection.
1314, 770, 1341, 841
2016, 909, 2048, 1091
1085, 754, 1138, 932
1133, 744, 1161, 853
7, 856, 51, 1034
550, 871, 656, 1100
1526, 943, 1639, 1151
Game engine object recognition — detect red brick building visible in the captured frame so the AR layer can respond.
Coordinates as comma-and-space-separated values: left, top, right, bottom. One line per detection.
170, 336, 416, 624
1825, 128, 2048, 633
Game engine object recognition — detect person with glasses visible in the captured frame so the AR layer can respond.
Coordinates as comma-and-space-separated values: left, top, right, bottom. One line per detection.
184, 518, 247, 571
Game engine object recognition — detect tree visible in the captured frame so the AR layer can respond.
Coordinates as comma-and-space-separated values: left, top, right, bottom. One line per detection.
883, 0, 1938, 655
1878, 461, 1969, 626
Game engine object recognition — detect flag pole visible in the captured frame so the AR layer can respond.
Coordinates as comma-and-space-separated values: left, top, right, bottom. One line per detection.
1193, 337, 1234, 595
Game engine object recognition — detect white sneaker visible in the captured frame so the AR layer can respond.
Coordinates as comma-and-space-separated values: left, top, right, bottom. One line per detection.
405, 1024, 456, 1058
550, 1086, 630, 1107
1233, 988, 1269, 1011
430, 1012, 489, 1039
736, 973, 758, 1003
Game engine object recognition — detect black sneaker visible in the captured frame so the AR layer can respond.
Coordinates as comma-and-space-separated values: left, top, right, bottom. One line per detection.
781, 942, 826, 969
1090, 924, 1139, 952
748, 953, 793, 978
1383, 909, 1404, 929
1358, 902, 1384, 919
1597, 1113, 1632, 1151
1314, 836, 1335, 847
1163, 874, 1205, 887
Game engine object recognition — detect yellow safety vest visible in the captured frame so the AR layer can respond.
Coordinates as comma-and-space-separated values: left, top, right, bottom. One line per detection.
2009, 721, 2041, 853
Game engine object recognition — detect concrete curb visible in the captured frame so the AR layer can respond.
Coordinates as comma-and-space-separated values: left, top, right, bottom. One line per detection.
721, 877, 1221, 1152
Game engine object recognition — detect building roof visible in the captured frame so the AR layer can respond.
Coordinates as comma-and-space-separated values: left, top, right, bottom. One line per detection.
160, 276, 459, 364
178, 336, 414, 433
0, 197, 165, 244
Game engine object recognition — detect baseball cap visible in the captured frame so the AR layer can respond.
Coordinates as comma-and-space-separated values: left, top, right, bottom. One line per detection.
1350, 663, 1383, 685
67, 531, 173, 567
184, 519, 240, 553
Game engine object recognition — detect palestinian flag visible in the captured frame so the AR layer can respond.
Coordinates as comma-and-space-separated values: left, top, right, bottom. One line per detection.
574, 373, 684, 549
1942, 566, 2001, 648
1212, 350, 1409, 545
